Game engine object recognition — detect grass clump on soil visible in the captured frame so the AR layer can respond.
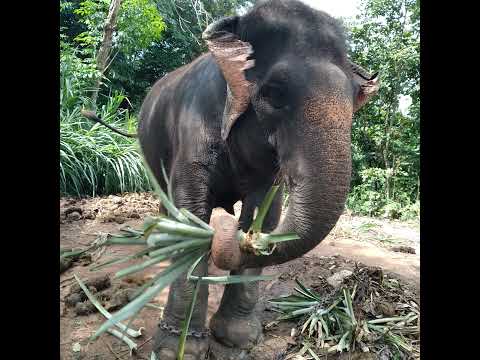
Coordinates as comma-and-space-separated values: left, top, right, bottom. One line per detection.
68, 163, 298, 359
269, 267, 419, 359
60, 93, 151, 197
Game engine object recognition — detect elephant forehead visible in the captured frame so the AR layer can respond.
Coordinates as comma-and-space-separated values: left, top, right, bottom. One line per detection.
303, 90, 353, 127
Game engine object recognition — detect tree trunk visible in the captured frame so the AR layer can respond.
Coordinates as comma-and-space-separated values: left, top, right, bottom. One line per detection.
90, 0, 122, 108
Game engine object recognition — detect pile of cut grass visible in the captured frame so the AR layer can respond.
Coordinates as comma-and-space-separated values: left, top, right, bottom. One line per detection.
269, 266, 420, 359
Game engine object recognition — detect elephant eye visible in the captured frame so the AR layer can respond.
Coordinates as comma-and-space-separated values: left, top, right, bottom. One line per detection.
260, 83, 287, 109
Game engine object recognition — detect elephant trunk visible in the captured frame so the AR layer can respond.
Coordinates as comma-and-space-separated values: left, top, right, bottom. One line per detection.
241, 107, 352, 268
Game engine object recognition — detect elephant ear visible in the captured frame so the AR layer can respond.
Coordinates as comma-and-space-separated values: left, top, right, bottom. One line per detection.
349, 60, 380, 112
203, 16, 255, 141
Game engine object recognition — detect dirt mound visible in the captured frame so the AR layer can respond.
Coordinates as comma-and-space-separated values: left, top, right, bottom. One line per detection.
60, 192, 159, 224
257, 263, 419, 360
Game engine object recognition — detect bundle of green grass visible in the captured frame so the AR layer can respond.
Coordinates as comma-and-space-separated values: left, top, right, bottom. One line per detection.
64, 165, 298, 359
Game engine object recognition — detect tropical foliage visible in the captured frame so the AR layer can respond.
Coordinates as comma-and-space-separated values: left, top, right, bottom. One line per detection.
59, 0, 420, 220
347, 0, 420, 219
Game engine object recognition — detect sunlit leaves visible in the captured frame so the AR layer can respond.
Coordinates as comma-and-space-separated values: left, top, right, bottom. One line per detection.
117, 0, 166, 56
347, 0, 420, 219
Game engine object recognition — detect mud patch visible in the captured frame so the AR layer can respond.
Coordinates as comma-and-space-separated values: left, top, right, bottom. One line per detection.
60, 193, 420, 360
61, 192, 159, 224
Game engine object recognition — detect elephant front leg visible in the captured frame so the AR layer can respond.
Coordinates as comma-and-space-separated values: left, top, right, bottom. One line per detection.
210, 185, 282, 349
210, 267, 264, 349
152, 167, 212, 360
152, 255, 210, 359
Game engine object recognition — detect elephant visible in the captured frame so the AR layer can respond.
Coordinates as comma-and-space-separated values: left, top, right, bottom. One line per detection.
84, 0, 379, 358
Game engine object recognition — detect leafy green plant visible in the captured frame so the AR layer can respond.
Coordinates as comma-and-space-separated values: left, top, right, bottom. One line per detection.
65, 164, 298, 359
60, 40, 100, 109
60, 92, 151, 196
117, 0, 166, 56
347, 168, 418, 220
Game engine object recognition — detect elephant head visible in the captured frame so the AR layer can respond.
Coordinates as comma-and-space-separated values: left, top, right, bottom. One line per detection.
203, 0, 379, 268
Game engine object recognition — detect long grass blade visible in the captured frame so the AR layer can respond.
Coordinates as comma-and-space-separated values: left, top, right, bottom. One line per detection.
177, 280, 200, 360
153, 220, 213, 238
142, 160, 187, 223
250, 184, 280, 233
73, 274, 144, 338
343, 288, 356, 325
90, 246, 160, 271
148, 239, 211, 258
269, 301, 319, 307
114, 251, 181, 279
295, 279, 322, 301
186, 252, 208, 280
61, 245, 97, 259
92, 252, 198, 339
105, 236, 147, 245
146, 233, 195, 247
190, 274, 277, 284
107, 328, 138, 355
307, 348, 322, 360
262, 233, 300, 243
179, 208, 213, 232
160, 160, 174, 204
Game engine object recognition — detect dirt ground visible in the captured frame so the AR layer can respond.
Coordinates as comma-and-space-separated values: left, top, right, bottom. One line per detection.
60, 193, 420, 360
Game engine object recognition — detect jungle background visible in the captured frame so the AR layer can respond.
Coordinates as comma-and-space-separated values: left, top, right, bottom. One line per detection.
59, 0, 420, 220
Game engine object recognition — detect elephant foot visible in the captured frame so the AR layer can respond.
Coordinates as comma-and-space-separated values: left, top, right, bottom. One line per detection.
210, 311, 263, 350
152, 323, 209, 360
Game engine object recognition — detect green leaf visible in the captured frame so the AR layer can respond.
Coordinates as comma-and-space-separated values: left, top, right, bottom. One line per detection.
148, 239, 210, 258
142, 160, 187, 223
295, 279, 321, 301
337, 331, 351, 352
319, 315, 330, 337
107, 328, 138, 355
269, 294, 309, 303
186, 252, 208, 280
309, 315, 319, 336
160, 160, 174, 204
105, 236, 146, 245
153, 220, 213, 238
269, 301, 319, 307
250, 184, 280, 233
61, 245, 97, 259
119, 226, 144, 237
190, 274, 277, 285
307, 348, 322, 360
90, 246, 159, 271
263, 233, 300, 243
147, 233, 199, 247
177, 280, 200, 360
302, 314, 313, 334
179, 208, 213, 232
291, 306, 316, 316
114, 251, 182, 279
343, 288, 357, 326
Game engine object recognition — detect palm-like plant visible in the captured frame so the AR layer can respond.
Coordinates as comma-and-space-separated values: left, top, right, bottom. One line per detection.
68, 163, 298, 359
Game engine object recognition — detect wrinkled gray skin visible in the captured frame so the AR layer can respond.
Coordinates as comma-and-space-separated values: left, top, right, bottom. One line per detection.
136, 0, 379, 358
